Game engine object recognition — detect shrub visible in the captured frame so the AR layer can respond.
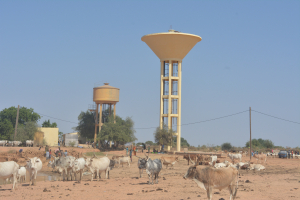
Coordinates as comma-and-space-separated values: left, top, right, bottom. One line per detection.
221, 142, 232, 151
69, 141, 76, 147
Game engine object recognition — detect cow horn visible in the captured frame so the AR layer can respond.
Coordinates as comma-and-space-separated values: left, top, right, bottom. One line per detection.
189, 155, 195, 165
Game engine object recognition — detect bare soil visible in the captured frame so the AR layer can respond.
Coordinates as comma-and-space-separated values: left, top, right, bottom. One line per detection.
0, 147, 299, 200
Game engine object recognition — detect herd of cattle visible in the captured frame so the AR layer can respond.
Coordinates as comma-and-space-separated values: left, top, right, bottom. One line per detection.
0, 140, 34, 147
0, 151, 271, 200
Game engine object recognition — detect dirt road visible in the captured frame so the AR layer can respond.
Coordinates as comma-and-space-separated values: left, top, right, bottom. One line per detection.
0, 147, 299, 200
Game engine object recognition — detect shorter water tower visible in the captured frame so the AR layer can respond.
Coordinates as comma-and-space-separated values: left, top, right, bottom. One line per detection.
92, 83, 120, 143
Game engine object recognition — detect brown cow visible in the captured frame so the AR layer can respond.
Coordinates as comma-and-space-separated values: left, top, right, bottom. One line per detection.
160, 156, 179, 169
183, 165, 239, 200
183, 154, 198, 165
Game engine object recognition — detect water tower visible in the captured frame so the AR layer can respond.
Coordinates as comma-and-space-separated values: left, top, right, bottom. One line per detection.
141, 30, 201, 151
92, 83, 120, 143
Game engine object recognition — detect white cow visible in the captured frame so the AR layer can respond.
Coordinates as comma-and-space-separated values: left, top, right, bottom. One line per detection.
17, 166, 27, 183
26, 157, 42, 185
71, 158, 86, 182
228, 153, 242, 162
214, 162, 227, 169
210, 155, 217, 163
26, 140, 34, 147
85, 156, 110, 181
12, 141, 22, 146
56, 156, 76, 181
116, 156, 130, 168
248, 164, 266, 171
0, 161, 19, 189
0, 140, 7, 147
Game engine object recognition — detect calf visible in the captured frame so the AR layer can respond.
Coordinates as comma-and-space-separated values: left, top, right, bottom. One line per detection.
0, 161, 19, 189
17, 166, 26, 183
138, 155, 162, 185
116, 156, 130, 168
184, 166, 239, 200
26, 157, 42, 185
160, 156, 179, 169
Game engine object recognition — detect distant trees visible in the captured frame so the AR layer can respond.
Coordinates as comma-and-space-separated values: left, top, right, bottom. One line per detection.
98, 115, 137, 148
245, 138, 274, 149
42, 119, 57, 128
173, 137, 190, 147
221, 142, 232, 151
14, 121, 38, 143
153, 125, 175, 146
145, 141, 156, 146
0, 106, 41, 140
75, 111, 95, 140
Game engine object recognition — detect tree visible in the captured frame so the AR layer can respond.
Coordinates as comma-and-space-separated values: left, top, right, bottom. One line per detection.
0, 106, 41, 140
145, 141, 156, 146
75, 111, 95, 140
221, 142, 232, 151
245, 138, 274, 149
153, 125, 175, 146
42, 119, 57, 128
173, 137, 190, 147
13, 121, 38, 144
98, 115, 137, 148
0, 119, 14, 140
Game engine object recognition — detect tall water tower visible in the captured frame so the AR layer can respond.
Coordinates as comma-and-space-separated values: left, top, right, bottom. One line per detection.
92, 83, 120, 143
141, 30, 201, 151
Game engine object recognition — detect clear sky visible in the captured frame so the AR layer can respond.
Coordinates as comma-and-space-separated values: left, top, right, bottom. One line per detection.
1, 1, 299, 148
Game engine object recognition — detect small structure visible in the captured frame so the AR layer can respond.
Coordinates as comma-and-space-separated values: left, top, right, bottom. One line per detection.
34, 127, 59, 146
63, 132, 79, 147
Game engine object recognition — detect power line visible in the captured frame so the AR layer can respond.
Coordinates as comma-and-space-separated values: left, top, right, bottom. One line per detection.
252, 110, 300, 125
135, 110, 249, 129
37, 112, 78, 124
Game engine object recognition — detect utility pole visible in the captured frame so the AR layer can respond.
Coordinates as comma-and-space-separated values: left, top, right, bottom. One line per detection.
249, 107, 252, 161
14, 105, 20, 141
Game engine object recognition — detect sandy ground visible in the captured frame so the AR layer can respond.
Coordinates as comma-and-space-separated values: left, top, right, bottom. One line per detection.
0, 147, 299, 200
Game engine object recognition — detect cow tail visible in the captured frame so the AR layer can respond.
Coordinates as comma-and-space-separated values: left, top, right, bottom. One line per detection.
233, 170, 239, 199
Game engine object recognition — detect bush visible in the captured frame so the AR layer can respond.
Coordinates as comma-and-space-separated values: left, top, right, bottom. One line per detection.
221, 142, 232, 151
69, 141, 76, 147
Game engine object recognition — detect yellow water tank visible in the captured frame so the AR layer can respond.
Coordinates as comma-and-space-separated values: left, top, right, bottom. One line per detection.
93, 83, 120, 104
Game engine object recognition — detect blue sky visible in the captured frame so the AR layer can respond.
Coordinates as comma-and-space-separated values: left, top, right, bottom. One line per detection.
1, 1, 299, 148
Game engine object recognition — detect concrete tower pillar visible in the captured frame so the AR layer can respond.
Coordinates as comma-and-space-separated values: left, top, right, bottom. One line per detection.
142, 30, 201, 152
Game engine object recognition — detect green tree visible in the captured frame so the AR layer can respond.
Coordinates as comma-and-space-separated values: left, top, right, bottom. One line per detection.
0, 119, 14, 140
0, 106, 41, 140
153, 125, 175, 146
75, 111, 95, 140
98, 115, 137, 148
173, 137, 190, 147
221, 142, 232, 151
264, 139, 274, 148
13, 121, 38, 144
42, 119, 57, 128
245, 138, 274, 149
145, 141, 156, 146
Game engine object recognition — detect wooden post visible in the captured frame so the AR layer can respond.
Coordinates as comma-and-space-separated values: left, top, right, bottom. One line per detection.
249, 107, 252, 161
14, 105, 20, 141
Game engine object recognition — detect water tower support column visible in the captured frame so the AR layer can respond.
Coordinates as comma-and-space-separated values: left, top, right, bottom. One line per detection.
177, 61, 182, 151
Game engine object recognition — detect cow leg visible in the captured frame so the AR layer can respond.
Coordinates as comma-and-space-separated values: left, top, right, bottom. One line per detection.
107, 170, 109, 179
206, 187, 213, 200
128, 161, 130, 167
91, 171, 94, 182
148, 174, 151, 185
97, 170, 99, 181
188, 160, 189, 165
